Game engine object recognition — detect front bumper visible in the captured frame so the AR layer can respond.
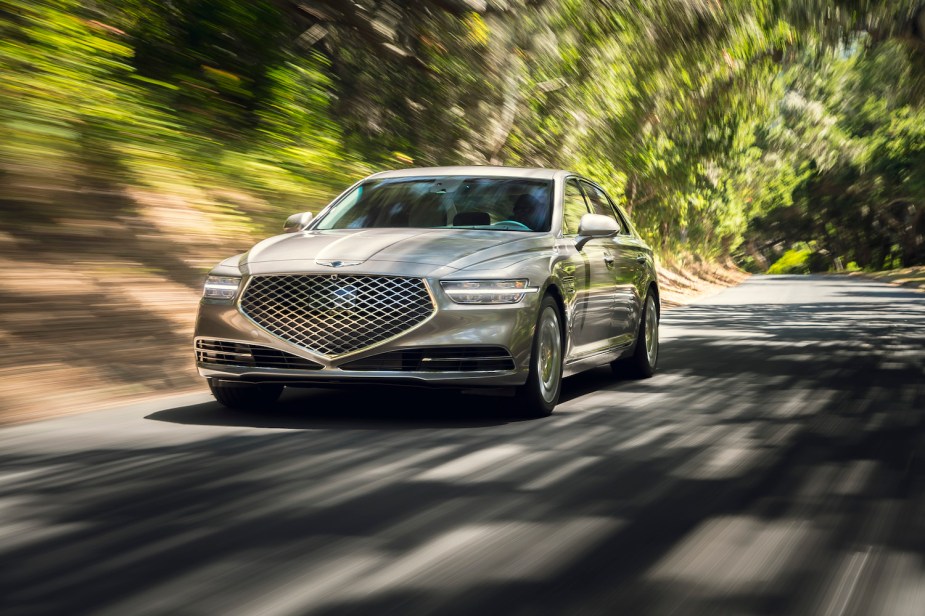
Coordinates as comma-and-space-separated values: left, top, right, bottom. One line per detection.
194, 283, 539, 388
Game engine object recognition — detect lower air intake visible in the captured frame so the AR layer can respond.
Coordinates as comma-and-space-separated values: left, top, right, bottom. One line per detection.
196, 339, 322, 370
339, 347, 515, 372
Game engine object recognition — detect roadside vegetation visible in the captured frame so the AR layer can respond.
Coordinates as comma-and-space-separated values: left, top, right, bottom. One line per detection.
3, 1, 925, 266
1, 1, 924, 421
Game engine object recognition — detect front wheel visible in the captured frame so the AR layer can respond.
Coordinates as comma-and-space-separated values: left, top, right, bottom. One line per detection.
515, 295, 563, 418
208, 380, 283, 410
613, 292, 658, 379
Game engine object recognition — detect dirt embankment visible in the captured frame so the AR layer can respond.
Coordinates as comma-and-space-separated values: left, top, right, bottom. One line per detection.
655, 257, 750, 307
849, 266, 925, 292
0, 196, 747, 425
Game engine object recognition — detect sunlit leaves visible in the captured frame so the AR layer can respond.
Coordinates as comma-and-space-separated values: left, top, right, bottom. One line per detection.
2, 0, 924, 265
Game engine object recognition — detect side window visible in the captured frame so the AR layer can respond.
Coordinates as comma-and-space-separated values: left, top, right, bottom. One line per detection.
581, 181, 627, 234
607, 195, 634, 236
562, 179, 589, 235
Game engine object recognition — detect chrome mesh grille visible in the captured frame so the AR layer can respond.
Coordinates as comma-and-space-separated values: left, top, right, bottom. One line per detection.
240, 275, 434, 357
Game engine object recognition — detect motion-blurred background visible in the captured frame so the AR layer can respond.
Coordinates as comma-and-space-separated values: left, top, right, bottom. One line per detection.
1, 0, 923, 422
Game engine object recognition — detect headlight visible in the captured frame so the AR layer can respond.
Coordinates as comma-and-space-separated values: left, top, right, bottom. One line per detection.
203, 275, 241, 300
440, 279, 538, 304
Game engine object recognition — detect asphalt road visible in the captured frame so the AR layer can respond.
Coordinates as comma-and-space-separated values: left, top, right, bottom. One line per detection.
2, 275, 924, 615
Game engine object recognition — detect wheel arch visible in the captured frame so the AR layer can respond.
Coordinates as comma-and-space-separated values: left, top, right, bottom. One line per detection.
540, 282, 567, 342
647, 281, 660, 320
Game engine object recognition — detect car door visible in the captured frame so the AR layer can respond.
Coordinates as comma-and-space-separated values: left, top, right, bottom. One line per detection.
609, 199, 652, 336
580, 180, 638, 347
562, 178, 619, 357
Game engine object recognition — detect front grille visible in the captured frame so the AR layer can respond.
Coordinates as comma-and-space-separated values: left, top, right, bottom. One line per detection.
196, 339, 322, 370
340, 347, 515, 372
239, 275, 434, 357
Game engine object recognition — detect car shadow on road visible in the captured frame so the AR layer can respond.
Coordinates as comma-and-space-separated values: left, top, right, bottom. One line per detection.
145, 386, 528, 429
145, 367, 632, 430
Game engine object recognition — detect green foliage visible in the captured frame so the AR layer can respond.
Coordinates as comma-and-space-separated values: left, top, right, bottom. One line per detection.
0, 0, 150, 215
767, 242, 830, 274
1, 0, 924, 266
767, 248, 813, 274
743, 38, 925, 270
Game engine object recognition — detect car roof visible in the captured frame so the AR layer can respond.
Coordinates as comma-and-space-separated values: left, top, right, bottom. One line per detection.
367, 166, 571, 181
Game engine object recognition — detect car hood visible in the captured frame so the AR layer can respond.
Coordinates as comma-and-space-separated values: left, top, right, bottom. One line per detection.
241, 228, 551, 276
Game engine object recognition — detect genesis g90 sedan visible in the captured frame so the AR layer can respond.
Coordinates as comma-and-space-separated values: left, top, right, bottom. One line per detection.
195, 166, 659, 417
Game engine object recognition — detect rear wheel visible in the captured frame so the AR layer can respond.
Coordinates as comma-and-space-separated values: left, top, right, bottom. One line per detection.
208, 380, 283, 410
612, 292, 658, 379
515, 295, 563, 418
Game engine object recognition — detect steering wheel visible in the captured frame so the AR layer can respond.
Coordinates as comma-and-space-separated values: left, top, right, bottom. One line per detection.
491, 220, 531, 231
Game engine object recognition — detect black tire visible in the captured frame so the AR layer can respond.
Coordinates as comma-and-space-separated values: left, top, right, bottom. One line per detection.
612, 292, 658, 379
208, 380, 283, 410
514, 295, 563, 418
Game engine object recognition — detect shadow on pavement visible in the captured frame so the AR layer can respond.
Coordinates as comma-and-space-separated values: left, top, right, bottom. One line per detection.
145, 387, 524, 430
2, 277, 924, 615
145, 366, 633, 430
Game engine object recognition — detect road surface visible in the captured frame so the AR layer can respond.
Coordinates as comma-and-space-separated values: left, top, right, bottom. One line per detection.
2, 276, 924, 615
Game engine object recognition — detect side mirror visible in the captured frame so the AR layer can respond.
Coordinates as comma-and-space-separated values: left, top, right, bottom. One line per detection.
575, 213, 618, 251
283, 211, 313, 233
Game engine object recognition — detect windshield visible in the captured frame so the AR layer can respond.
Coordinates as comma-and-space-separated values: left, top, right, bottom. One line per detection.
313, 176, 553, 232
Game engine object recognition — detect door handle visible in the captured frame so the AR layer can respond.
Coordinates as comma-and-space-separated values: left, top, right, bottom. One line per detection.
635, 254, 646, 264
603, 254, 615, 268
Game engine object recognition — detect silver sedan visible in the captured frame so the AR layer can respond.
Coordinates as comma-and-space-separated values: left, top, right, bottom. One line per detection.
194, 166, 659, 417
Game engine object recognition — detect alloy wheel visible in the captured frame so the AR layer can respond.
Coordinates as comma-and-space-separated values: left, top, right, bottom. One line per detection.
536, 306, 562, 403
644, 295, 658, 367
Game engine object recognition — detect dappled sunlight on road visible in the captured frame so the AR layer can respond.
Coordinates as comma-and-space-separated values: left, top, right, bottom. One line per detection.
0, 276, 923, 614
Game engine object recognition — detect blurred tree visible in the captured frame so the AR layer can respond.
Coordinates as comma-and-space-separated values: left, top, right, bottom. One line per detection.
1, 0, 148, 218
2, 0, 924, 266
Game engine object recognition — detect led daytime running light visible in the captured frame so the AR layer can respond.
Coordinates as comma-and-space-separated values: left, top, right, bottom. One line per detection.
203, 275, 242, 300
441, 280, 538, 304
